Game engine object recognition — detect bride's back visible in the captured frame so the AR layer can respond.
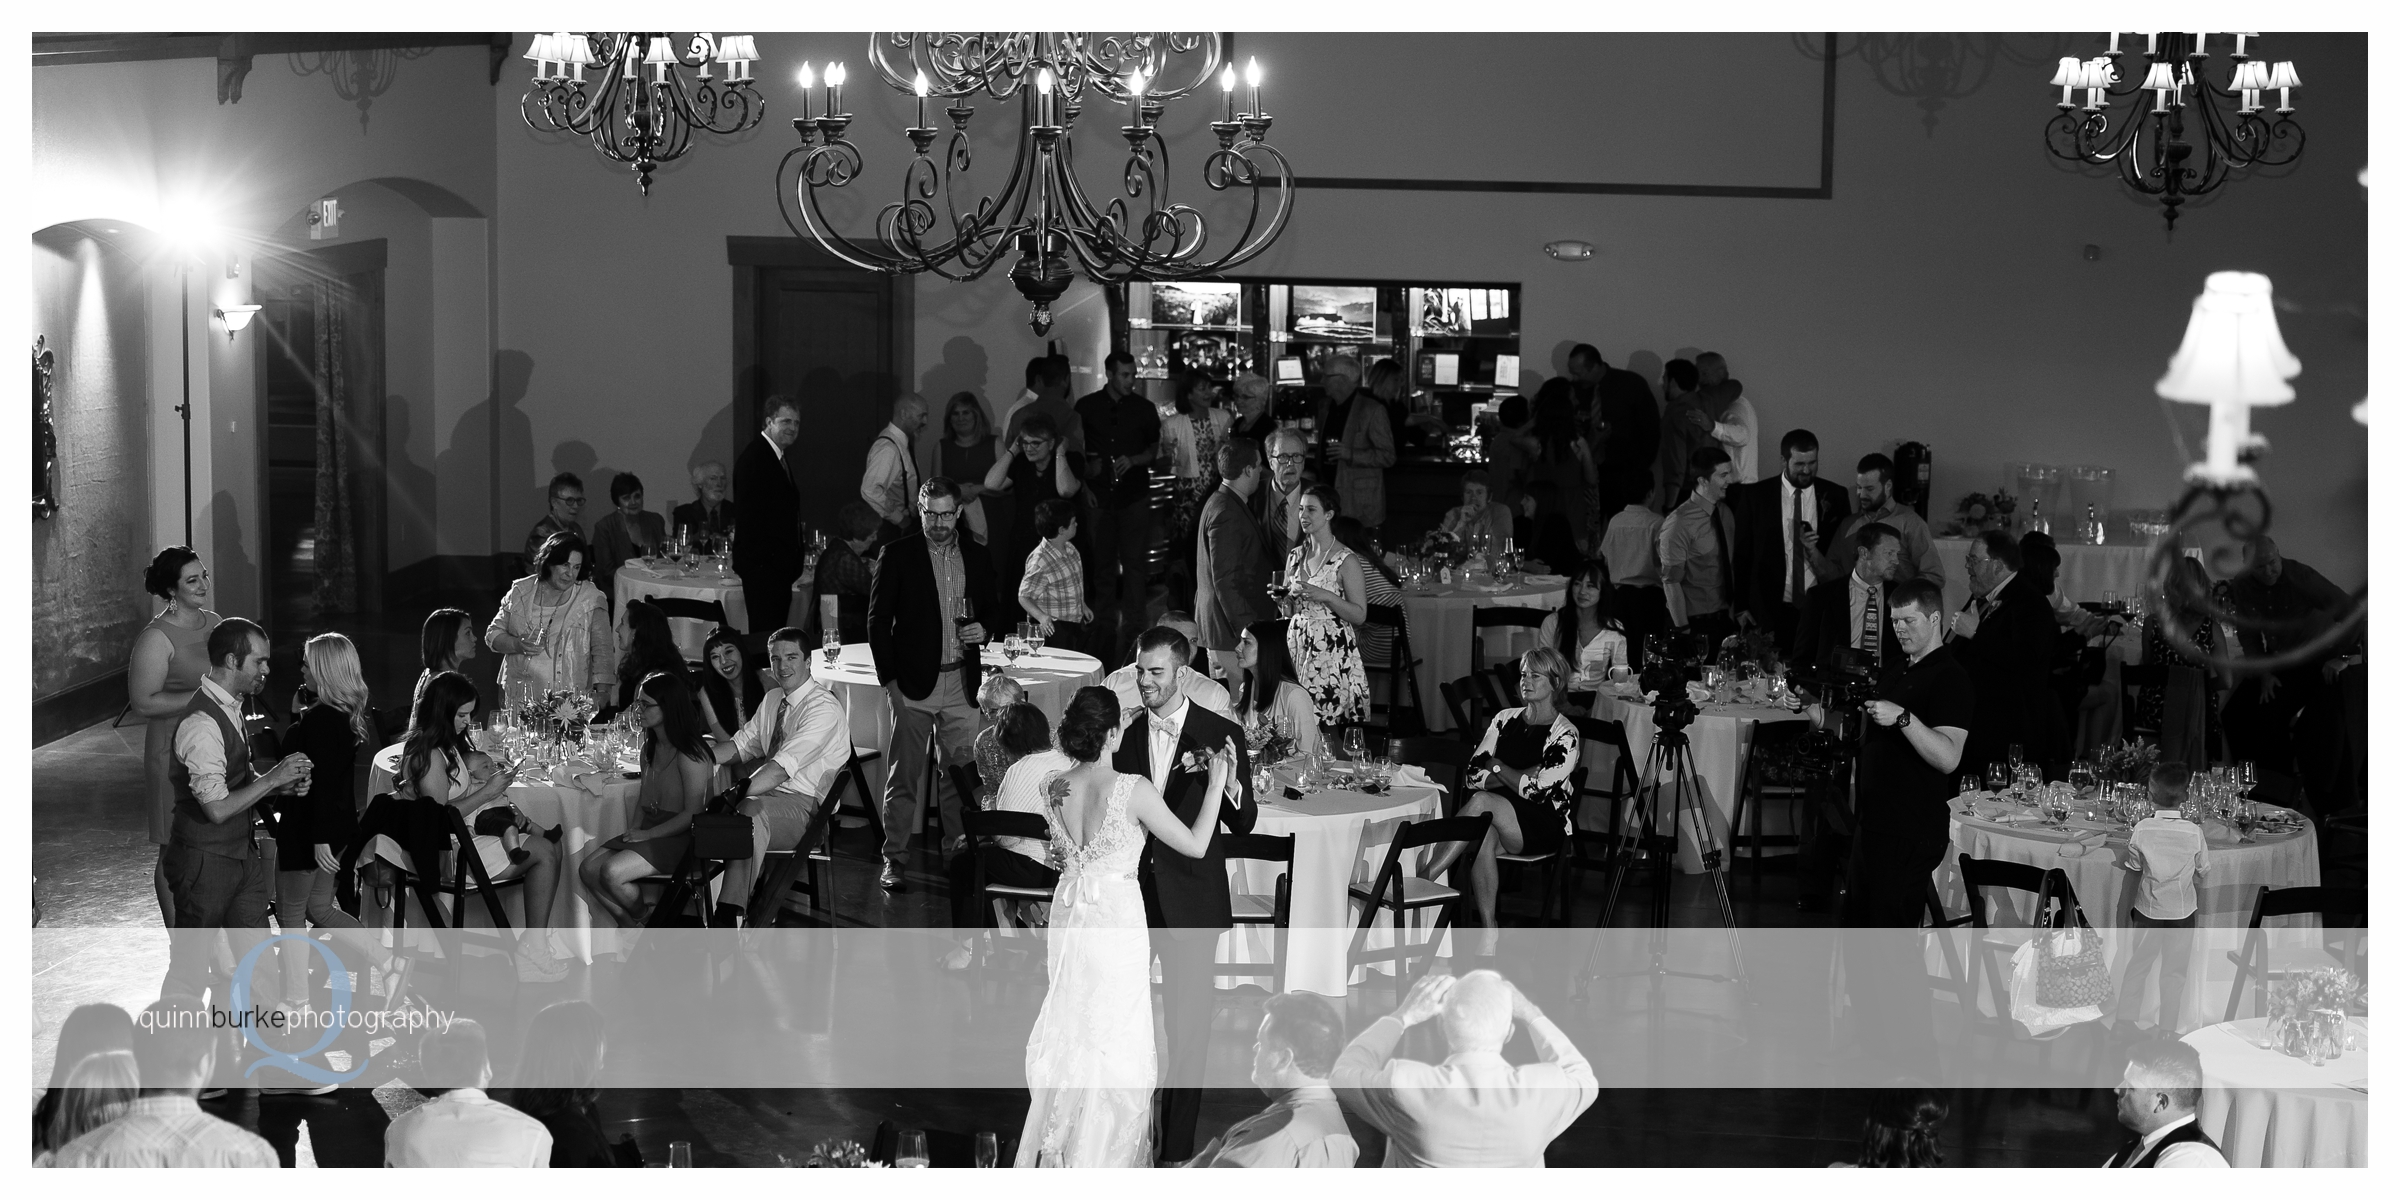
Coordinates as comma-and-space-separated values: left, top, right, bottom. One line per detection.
1050, 765, 1122, 849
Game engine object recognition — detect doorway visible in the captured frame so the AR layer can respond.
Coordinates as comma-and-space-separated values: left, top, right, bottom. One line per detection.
256, 241, 388, 631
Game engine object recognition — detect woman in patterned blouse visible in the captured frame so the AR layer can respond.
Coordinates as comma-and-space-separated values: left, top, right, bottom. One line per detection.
1423, 646, 1582, 956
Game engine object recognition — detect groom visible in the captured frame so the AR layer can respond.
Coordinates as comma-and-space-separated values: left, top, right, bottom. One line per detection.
1114, 623, 1256, 1164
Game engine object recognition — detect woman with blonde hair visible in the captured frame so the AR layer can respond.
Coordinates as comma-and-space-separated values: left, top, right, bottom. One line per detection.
1423, 646, 1583, 956
274, 633, 398, 1009
33, 1049, 139, 1164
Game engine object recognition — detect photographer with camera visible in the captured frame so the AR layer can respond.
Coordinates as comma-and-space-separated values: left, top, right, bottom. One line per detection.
1839, 577, 1972, 1073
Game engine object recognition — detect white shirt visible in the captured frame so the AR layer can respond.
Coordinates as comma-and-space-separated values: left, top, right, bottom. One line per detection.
761, 430, 786, 465
993, 749, 1074, 861
731, 678, 849, 801
1779, 474, 1821, 602
172, 676, 249, 806
1714, 395, 1758, 483
2116, 1114, 2230, 1168
2126, 809, 2212, 920
859, 423, 918, 525
383, 1087, 552, 1168
1104, 664, 1233, 729
1145, 696, 1193, 793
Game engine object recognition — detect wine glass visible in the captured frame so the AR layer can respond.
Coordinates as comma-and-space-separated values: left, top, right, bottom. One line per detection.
1025, 624, 1046, 654
1983, 762, 2009, 798
821, 628, 842, 666
1343, 726, 1366, 762
668, 1141, 693, 1169
2067, 760, 2097, 799
895, 1130, 930, 1168
2006, 744, 2026, 775
974, 1132, 999, 1169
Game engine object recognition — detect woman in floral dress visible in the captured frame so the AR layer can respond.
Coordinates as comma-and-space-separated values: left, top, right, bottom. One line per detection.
1282, 483, 1370, 727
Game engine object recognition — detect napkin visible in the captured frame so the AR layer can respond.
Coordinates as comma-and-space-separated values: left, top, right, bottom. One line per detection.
548, 757, 604, 791
2055, 832, 2105, 857
1684, 681, 1712, 705
1391, 764, 1446, 793
1519, 573, 1567, 587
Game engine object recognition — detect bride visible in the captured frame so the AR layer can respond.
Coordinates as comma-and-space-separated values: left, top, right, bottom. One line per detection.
1017, 686, 1236, 1167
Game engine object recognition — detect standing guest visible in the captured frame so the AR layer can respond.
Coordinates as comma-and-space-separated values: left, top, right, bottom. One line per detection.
1321, 356, 1398, 528
1568, 342, 1660, 509
384, 1020, 552, 1168
1426, 648, 1581, 956
1829, 1086, 1949, 1168
580, 672, 715, 928
1196, 439, 1275, 664
670, 460, 733, 542
1948, 530, 2055, 775
995, 356, 1042, 444
415, 606, 479, 713
861, 393, 929, 546
1330, 970, 1597, 1168
1257, 428, 1313, 565
34, 1050, 138, 1166
1163, 373, 1232, 608
806, 501, 881, 649
487, 533, 615, 710
945, 696, 1062, 930
705, 628, 848, 928
1233, 620, 1322, 759
387, 671, 565, 981
270, 633, 395, 1010
1283, 483, 1371, 728
1841, 578, 1972, 1074
609, 598, 685, 714
1483, 393, 1537, 514
1379, 356, 1454, 449
1727, 429, 1850, 656
1696, 352, 1757, 484
984, 413, 1085, 563
1331, 515, 1407, 681
695, 627, 763, 743
1001, 354, 1085, 451
1105, 613, 1233, 722
2137, 556, 2225, 759
503, 1001, 619, 1168
1184, 990, 1357, 1168
1793, 523, 1907, 675
933, 390, 1000, 547
521, 472, 588, 576
128, 546, 222, 927
1540, 561, 1631, 682
1078, 352, 1164, 654
1653, 358, 1712, 515
1593, 481, 1668, 661
2220, 536, 2354, 780
33, 1004, 135, 1158
160, 618, 314, 1013
1437, 469, 1515, 554
50, 996, 277, 1167
1828, 454, 1944, 588
1017, 498, 1094, 656
733, 395, 805, 642
868, 479, 997, 891
1661, 447, 1741, 645
1226, 371, 1277, 447
587, 471, 666, 601
1527, 379, 1599, 546
2102, 1040, 2229, 1167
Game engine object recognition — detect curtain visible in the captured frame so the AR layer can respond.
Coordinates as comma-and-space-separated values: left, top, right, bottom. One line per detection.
311, 278, 359, 613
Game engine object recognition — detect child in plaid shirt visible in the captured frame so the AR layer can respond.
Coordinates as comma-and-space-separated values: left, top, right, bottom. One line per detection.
1017, 498, 1092, 655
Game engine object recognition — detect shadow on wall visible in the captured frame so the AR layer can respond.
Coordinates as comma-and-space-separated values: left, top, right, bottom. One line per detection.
210, 489, 260, 624
919, 336, 993, 425
384, 394, 437, 568
438, 348, 535, 583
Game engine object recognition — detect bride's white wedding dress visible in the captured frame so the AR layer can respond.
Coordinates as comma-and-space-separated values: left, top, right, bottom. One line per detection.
1015, 771, 1158, 1167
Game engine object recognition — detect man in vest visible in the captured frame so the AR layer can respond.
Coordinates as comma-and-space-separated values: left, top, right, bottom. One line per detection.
163, 617, 313, 1010
2103, 1039, 2228, 1167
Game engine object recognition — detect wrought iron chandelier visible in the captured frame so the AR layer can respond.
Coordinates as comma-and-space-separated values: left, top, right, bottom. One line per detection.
2044, 32, 2304, 230
776, 33, 1294, 335
523, 32, 766, 194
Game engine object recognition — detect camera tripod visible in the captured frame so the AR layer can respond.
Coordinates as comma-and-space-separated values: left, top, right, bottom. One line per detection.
1572, 727, 1751, 1007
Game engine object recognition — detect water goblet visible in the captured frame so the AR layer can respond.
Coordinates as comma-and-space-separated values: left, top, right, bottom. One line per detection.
895, 1130, 929, 1168
974, 1132, 999, 1169
1344, 726, 1367, 762
821, 629, 842, 666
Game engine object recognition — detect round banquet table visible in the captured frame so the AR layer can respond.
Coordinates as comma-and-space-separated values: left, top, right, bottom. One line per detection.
1933, 536, 2148, 616
1402, 576, 1567, 731
366, 744, 644, 964
814, 642, 1104, 798
1221, 774, 1447, 996
1933, 794, 2320, 1030
2185, 1017, 2369, 1167
1583, 687, 1813, 869
615, 558, 750, 662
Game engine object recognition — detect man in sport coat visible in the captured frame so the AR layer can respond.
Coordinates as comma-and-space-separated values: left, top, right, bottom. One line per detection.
734, 395, 806, 635
1727, 428, 1851, 656
1195, 439, 1275, 660
1949, 529, 2056, 776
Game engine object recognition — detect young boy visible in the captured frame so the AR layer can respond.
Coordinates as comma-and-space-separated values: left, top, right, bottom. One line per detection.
1017, 498, 1092, 655
2117, 762, 2210, 1034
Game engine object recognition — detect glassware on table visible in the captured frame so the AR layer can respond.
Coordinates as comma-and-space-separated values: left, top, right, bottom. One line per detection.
668, 1141, 693, 1168
974, 1131, 999, 1169
822, 628, 842, 666
1607, 664, 1635, 691
895, 1129, 929, 1168
1343, 726, 1367, 762
1983, 762, 2010, 798
2007, 743, 2026, 774
1959, 776, 1980, 801
2067, 760, 2097, 799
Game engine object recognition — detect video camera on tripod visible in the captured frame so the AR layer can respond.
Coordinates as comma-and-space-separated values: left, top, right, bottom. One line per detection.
1787, 657, 1877, 742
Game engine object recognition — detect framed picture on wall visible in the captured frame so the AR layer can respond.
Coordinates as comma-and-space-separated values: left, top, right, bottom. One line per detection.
1150, 281, 1241, 328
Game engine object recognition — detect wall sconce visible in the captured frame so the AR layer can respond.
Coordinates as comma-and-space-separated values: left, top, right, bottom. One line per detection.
215, 304, 263, 341
1543, 240, 1595, 261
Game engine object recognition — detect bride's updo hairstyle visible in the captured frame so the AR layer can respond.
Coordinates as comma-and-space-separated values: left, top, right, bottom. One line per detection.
1057, 686, 1122, 764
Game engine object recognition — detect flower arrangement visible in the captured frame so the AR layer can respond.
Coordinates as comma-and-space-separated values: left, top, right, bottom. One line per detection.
804, 1139, 886, 1168
516, 688, 597, 730
2094, 738, 2162, 785
2263, 966, 2362, 1064
1942, 490, 2017, 537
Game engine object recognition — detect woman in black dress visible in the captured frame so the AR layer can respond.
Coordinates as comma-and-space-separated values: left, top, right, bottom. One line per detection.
272, 633, 398, 1008
504, 1000, 622, 1167
1423, 646, 1582, 957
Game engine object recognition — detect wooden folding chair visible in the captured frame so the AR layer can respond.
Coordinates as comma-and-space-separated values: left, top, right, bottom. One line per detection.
2220, 885, 2369, 1022
1219, 832, 1296, 993
1347, 813, 1492, 985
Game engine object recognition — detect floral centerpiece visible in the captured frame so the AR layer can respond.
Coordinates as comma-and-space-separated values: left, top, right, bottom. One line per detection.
1942, 490, 2017, 537
2263, 966, 2362, 1065
515, 688, 598, 742
2094, 738, 2161, 786
803, 1139, 886, 1167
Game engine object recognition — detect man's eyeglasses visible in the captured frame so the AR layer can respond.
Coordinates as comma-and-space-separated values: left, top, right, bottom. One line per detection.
921, 507, 962, 522
1269, 453, 1306, 464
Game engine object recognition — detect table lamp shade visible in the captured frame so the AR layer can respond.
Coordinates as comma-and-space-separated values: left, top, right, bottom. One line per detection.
2155, 271, 2300, 407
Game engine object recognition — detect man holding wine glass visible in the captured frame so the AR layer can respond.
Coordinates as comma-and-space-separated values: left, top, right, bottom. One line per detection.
868, 478, 998, 891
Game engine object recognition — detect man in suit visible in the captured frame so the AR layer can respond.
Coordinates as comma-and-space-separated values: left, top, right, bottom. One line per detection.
1727, 428, 1850, 656
733, 396, 805, 640
1184, 990, 1357, 1168
1949, 529, 2056, 775
1792, 521, 1907, 677
1331, 969, 1598, 1168
2103, 1040, 2229, 1167
1568, 342, 1659, 508
1111, 624, 1255, 1164
867, 477, 997, 891
671, 460, 733, 540
1254, 428, 1312, 566
1196, 439, 1274, 662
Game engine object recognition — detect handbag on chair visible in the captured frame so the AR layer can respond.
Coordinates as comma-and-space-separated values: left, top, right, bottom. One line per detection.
2032, 882, 2113, 1009
686, 786, 756, 861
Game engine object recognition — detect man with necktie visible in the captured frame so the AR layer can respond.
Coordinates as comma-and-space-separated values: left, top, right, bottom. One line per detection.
1726, 428, 1850, 657
706, 626, 848, 927
1948, 529, 2055, 776
1792, 522, 1907, 675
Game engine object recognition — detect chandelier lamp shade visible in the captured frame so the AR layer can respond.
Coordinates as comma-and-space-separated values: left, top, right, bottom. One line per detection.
776, 33, 1294, 336
523, 32, 766, 194
2044, 32, 2303, 230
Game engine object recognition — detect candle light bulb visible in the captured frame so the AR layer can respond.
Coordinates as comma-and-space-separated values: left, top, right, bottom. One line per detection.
827, 63, 846, 88
1246, 57, 1263, 88
797, 62, 813, 89
1036, 68, 1054, 94
1126, 69, 1146, 97
914, 70, 929, 97
1220, 64, 1236, 92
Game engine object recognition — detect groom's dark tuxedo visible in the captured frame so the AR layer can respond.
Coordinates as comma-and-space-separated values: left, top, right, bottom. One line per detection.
1114, 696, 1255, 1163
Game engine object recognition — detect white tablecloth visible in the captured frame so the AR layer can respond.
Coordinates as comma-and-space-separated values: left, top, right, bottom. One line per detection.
1933, 537, 2149, 615
814, 643, 1104, 800
2187, 1018, 2370, 1167
366, 744, 642, 964
1584, 690, 1813, 869
1222, 784, 1445, 997
1403, 578, 1568, 731
616, 559, 750, 661
1934, 795, 2320, 1029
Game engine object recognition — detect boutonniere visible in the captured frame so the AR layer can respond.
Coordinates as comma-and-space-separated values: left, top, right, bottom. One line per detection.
1177, 748, 1207, 773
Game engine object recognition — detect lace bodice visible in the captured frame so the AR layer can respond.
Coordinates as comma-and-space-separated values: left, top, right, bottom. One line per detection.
1043, 771, 1147, 883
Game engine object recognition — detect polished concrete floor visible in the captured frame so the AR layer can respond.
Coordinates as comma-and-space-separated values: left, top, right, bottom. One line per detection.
33, 604, 2144, 1167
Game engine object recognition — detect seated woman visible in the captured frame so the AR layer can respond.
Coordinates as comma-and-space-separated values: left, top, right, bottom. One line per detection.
388, 670, 566, 982
1539, 561, 1630, 705
1423, 647, 1581, 957
946, 698, 1062, 932
579, 671, 716, 928
1233, 619, 1321, 759
413, 606, 479, 716
611, 599, 686, 717
588, 471, 666, 600
972, 673, 1030, 793
694, 626, 762, 743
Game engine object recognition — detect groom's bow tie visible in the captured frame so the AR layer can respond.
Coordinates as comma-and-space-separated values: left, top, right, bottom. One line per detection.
1151, 715, 1181, 744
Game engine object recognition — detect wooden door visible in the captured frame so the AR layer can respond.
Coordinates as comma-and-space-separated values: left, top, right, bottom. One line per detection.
735, 240, 910, 532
